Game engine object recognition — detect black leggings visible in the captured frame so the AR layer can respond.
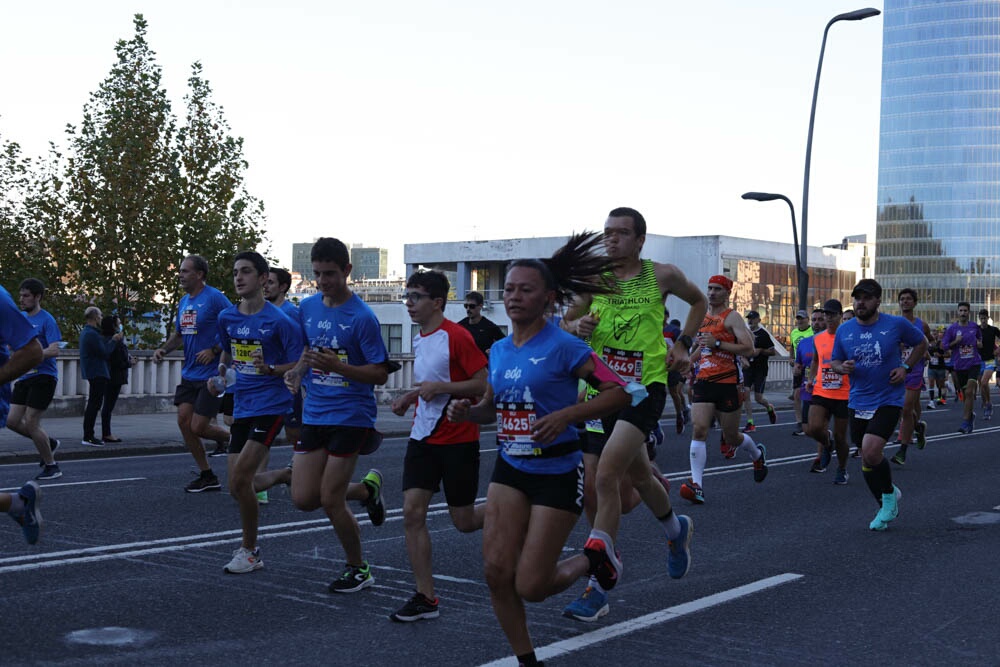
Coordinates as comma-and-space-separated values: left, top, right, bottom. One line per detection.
83, 377, 108, 439
102, 382, 124, 438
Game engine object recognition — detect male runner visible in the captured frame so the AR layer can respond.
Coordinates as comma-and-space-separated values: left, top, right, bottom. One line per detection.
789, 310, 814, 435
0, 285, 45, 544
941, 302, 982, 434
806, 300, 849, 483
216, 252, 304, 573
284, 237, 389, 594
795, 309, 825, 471
388, 270, 488, 621
891, 289, 931, 466
977, 310, 999, 420
741, 310, 777, 432
663, 311, 690, 434
678, 274, 767, 504
925, 327, 948, 408
152, 255, 233, 491
830, 279, 926, 531
562, 207, 705, 591
7, 279, 63, 479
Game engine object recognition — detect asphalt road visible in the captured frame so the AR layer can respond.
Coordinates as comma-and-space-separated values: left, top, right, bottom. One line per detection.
2, 401, 999, 666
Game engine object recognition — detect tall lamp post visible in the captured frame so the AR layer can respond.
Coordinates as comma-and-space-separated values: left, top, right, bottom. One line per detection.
742, 192, 807, 313
800, 7, 881, 304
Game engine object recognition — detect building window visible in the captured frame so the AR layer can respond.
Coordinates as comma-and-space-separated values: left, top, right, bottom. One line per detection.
380, 324, 402, 354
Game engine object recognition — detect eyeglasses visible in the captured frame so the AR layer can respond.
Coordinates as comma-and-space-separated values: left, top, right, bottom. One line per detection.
402, 292, 431, 304
464, 304, 479, 310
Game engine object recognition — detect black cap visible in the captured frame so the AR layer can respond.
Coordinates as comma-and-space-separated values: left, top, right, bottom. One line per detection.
745, 310, 760, 319
851, 278, 882, 298
795, 309, 808, 318
822, 299, 843, 314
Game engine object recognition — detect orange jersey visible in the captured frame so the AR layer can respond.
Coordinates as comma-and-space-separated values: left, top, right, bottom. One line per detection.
697, 308, 738, 384
812, 330, 850, 400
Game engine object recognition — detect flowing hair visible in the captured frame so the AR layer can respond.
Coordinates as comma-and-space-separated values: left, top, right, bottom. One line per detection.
507, 231, 620, 306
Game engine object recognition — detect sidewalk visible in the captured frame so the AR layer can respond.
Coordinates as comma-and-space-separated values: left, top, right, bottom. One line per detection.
0, 392, 803, 466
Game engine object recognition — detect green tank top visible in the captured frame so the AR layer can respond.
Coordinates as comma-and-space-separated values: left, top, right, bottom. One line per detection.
589, 259, 666, 386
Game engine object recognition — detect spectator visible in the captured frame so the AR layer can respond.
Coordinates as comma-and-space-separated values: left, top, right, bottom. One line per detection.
100, 315, 133, 443
79, 307, 121, 446
457, 291, 505, 356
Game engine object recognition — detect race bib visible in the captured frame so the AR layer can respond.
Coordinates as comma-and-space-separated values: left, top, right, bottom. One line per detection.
960, 344, 975, 359
497, 401, 538, 454
180, 309, 198, 335
311, 348, 350, 387
230, 338, 263, 375
854, 409, 875, 420
602, 346, 643, 383
821, 367, 842, 390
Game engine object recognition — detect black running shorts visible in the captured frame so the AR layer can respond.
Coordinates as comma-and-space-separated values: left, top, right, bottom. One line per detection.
11, 374, 57, 410
174, 379, 223, 417
490, 451, 583, 514
403, 439, 480, 507
849, 405, 902, 447
229, 414, 285, 454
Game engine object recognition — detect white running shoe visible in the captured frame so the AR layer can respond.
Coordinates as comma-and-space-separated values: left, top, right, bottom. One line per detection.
224, 547, 263, 573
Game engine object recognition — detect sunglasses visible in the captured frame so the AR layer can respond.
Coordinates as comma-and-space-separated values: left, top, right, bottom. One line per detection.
464, 304, 479, 309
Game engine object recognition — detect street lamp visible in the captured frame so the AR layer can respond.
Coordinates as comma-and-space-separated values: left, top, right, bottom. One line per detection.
742, 192, 808, 313
800, 7, 880, 306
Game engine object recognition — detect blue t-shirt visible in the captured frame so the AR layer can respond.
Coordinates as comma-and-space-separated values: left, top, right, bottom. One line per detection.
489, 321, 591, 474
278, 299, 302, 326
832, 313, 926, 412
176, 285, 232, 381
218, 302, 304, 420
0, 287, 40, 427
298, 293, 389, 427
795, 336, 817, 401
19, 309, 61, 379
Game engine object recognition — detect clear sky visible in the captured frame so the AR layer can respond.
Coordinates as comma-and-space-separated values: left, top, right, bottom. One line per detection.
1, 1, 884, 275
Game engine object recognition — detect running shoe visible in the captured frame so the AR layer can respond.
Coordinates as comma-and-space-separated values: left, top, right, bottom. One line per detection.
985, 403, 993, 421
809, 459, 826, 474
361, 469, 386, 526
925, 400, 936, 410
870, 486, 901, 531
675, 414, 684, 435
833, 468, 849, 485
956, 391, 963, 403
682, 407, 691, 425
209, 440, 229, 457
890, 452, 906, 466
753, 445, 768, 483
329, 561, 374, 593
679, 481, 705, 504
820, 440, 833, 470
81, 437, 104, 447
915, 421, 927, 449
11, 481, 42, 545
767, 405, 777, 424
35, 464, 62, 481
937, 397, 946, 405
850, 447, 862, 459
957, 419, 972, 435
391, 592, 441, 622
791, 428, 805, 437
224, 546, 263, 573
742, 421, 756, 433
666, 515, 693, 579
720, 436, 737, 459
185, 471, 221, 493
584, 529, 622, 591
39, 438, 60, 468
256, 490, 269, 505
562, 586, 609, 623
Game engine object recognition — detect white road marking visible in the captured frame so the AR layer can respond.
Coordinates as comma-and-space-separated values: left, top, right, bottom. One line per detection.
0, 477, 146, 492
477, 573, 804, 667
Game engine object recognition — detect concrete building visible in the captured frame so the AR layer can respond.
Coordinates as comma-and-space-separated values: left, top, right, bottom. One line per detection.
350, 246, 389, 280
291, 242, 314, 278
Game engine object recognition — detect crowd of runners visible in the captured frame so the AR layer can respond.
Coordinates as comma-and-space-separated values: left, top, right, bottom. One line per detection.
3, 208, 997, 667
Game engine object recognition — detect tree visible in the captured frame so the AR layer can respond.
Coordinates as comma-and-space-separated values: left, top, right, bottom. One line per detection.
60, 14, 182, 342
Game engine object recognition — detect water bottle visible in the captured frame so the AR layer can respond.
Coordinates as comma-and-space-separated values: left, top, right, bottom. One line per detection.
210, 368, 238, 396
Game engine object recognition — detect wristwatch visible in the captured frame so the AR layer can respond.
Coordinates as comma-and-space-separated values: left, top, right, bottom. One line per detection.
678, 334, 693, 350
267, 364, 276, 375
714, 339, 722, 349
901, 362, 911, 371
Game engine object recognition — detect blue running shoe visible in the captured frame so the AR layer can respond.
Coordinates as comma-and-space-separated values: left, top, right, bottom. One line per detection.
667, 515, 693, 579
13, 481, 42, 545
562, 585, 609, 622
870, 485, 901, 531
584, 529, 622, 591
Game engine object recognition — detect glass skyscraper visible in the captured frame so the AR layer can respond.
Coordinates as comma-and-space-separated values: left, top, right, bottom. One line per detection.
875, 0, 1000, 326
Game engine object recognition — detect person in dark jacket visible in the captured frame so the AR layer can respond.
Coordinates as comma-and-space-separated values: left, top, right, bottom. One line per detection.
79, 307, 121, 446
100, 315, 132, 443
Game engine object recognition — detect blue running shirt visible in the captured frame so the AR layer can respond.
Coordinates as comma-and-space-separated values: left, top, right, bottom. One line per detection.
298, 293, 389, 427
218, 302, 304, 419
0, 287, 40, 427
279, 299, 303, 327
20, 309, 61, 379
489, 321, 591, 474
176, 285, 232, 381
832, 313, 926, 412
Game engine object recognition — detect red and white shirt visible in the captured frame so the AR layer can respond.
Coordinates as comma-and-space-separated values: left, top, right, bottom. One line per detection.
411, 319, 488, 444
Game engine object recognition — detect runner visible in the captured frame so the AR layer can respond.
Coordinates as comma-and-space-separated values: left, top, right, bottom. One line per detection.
152, 255, 233, 491
941, 302, 982, 434
829, 279, 926, 531
663, 310, 690, 434
446, 232, 631, 667
0, 285, 45, 544
740, 310, 777, 433
214, 251, 304, 573
806, 300, 850, 483
925, 327, 948, 408
789, 310, 815, 436
891, 289, 931, 466
976, 309, 999, 421
678, 274, 767, 504
388, 270, 488, 622
283, 237, 389, 593
795, 309, 825, 472
561, 207, 705, 594
6, 278, 63, 480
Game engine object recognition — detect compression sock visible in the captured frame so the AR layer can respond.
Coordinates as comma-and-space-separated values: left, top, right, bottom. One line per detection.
689, 440, 707, 486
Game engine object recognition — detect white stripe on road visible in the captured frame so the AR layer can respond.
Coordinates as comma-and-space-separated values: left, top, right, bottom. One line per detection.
0, 477, 146, 492
477, 573, 804, 667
